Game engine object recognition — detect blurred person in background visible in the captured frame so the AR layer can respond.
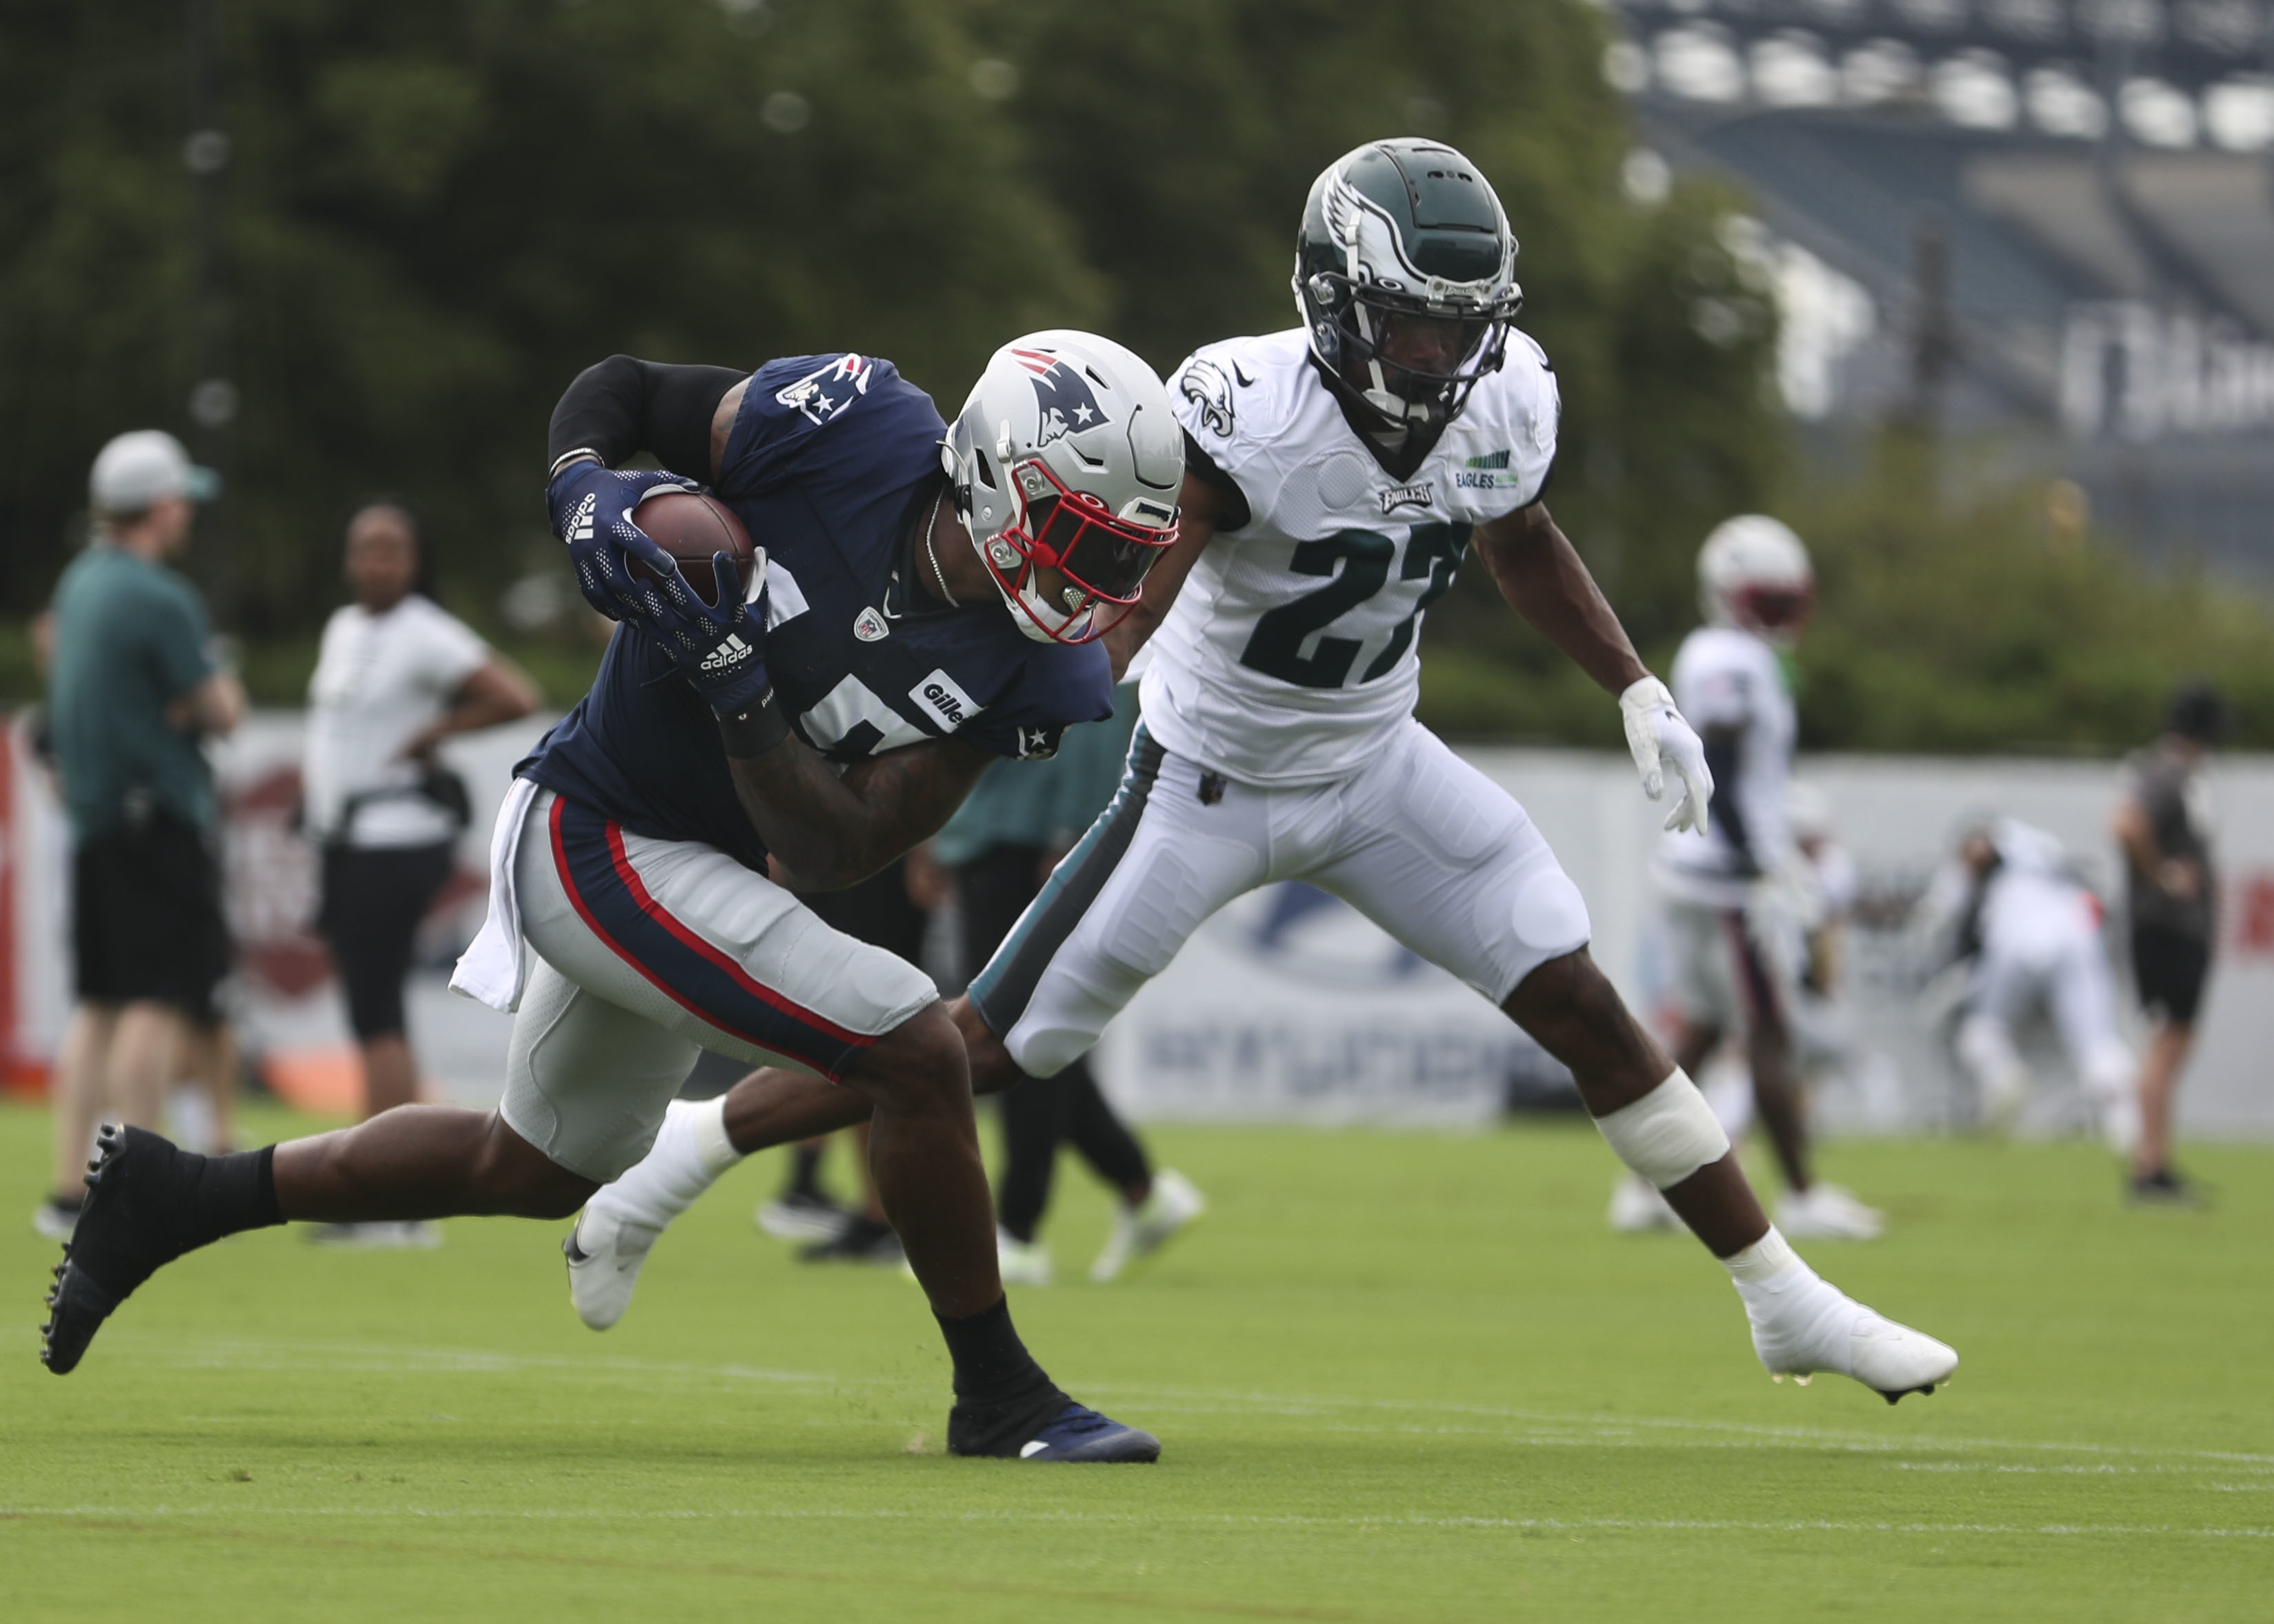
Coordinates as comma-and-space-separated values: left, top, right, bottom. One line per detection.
929, 679, 1202, 1288
34, 431, 242, 1241
2112, 681, 2226, 1203
1624, 517, 1884, 1241
1926, 816, 2137, 1154
1682, 781, 1866, 1156
301, 501, 538, 1247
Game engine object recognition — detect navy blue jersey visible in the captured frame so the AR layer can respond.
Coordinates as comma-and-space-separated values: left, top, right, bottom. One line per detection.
521, 353, 1113, 870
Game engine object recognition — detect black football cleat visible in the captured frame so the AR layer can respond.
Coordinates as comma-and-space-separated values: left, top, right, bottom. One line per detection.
950, 1399, 1161, 1463
41, 1124, 188, 1376
1006, 1403, 1161, 1463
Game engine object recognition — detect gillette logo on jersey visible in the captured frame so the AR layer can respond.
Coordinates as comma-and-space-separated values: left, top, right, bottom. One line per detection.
1015, 348, 1111, 447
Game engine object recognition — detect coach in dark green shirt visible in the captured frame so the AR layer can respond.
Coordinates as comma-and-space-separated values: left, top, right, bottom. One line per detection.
36, 430, 245, 1241
48, 528, 223, 838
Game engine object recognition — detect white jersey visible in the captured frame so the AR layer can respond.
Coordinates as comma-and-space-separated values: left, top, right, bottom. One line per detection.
1656, 625, 1795, 908
1143, 328, 1559, 785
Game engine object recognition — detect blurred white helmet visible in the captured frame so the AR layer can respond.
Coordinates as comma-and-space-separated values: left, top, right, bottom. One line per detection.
1785, 779, 1834, 843
942, 330, 1184, 643
1698, 514, 1813, 645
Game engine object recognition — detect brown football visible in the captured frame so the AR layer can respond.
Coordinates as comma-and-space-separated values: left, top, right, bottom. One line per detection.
626, 491, 755, 603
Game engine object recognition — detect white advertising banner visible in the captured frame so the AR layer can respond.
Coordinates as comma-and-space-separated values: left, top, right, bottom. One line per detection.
1094, 748, 2274, 1139
6, 714, 2270, 1136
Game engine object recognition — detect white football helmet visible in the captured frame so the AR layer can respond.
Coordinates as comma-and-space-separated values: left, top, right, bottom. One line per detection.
942, 330, 1183, 643
1698, 514, 1813, 645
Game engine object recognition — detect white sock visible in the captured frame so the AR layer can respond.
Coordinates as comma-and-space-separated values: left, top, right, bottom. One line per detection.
1724, 1226, 1862, 1377
596, 1096, 744, 1229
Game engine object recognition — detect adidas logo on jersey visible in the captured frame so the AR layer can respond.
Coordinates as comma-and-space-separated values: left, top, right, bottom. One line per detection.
701, 634, 755, 674
567, 492, 597, 543
1465, 449, 1510, 470
909, 669, 982, 732
1379, 483, 1434, 514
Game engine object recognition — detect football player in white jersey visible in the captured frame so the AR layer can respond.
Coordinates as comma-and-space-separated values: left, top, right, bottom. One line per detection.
581, 140, 1957, 1404
1620, 518, 1887, 1241
1927, 818, 2138, 1150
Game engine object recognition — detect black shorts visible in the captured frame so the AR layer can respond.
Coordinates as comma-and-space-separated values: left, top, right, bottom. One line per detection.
2131, 923, 2211, 1026
317, 841, 457, 1041
72, 811, 231, 1022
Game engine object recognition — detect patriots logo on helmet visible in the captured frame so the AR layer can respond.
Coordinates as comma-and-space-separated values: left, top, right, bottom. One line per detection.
1011, 348, 1110, 448
775, 353, 872, 427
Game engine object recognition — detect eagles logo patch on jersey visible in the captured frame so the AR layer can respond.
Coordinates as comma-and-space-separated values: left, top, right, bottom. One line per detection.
1179, 358, 1237, 439
1013, 348, 1111, 448
775, 354, 873, 426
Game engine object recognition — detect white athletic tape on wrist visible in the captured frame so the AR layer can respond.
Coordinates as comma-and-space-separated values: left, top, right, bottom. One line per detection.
1721, 1225, 1800, 1287
1593, 1068, 1731, 1191
691, 1094, 744, 1177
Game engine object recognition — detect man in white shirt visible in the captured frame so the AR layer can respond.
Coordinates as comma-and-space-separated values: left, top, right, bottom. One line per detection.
303, 502, 537, 1245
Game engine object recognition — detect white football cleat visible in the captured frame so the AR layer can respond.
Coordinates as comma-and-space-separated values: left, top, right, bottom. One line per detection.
1739, 1256, 1957, 1403
1607, 1173, 1680, 1233
563, 1205, 664, 1332
998, 1229, 1054, 1288
1091, 1168, 1204, 1283
1776, 1182, 1885, 1241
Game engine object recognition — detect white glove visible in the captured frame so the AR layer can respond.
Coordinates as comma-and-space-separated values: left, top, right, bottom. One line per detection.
1619, 676, 1713, 834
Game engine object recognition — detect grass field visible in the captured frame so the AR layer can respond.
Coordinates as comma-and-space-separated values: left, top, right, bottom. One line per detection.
2, 1101, 2268, 1623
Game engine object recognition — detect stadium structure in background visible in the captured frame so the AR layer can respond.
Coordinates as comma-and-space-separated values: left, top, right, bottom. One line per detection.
1606, 0, 2274, 572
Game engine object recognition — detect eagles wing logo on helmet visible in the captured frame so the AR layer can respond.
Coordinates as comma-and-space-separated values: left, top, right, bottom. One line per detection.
1011, 348, 1111, 448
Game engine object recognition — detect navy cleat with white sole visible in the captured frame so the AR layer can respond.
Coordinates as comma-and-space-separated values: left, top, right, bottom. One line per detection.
1010, 1403, 1161, 1463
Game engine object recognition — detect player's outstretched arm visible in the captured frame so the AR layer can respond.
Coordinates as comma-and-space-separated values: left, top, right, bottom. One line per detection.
722, 733, 996, 893
1475, 502, 1712, 832
1471, 501, 1649, 695
1101, 466, 1237, 681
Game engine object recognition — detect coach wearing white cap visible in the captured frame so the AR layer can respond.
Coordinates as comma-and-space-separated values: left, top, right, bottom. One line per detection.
34, 430, 245, 1240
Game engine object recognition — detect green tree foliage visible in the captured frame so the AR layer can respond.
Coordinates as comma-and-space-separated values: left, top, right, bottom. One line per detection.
1, 0, 1776, 674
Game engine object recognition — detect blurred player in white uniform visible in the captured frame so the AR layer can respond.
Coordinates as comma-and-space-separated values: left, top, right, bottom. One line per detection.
1929, 818, 2137, 1149
1621, 519, 1884, 1241
624, 140, 1958, 1405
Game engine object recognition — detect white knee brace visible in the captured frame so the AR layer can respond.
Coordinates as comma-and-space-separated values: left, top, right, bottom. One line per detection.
1594, 1069, 1732, 1191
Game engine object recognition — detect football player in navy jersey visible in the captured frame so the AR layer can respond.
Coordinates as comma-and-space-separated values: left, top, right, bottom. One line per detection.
41, 331, 1183, 1464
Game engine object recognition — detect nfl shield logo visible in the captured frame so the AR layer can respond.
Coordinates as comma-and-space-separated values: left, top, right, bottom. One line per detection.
852, 605, 889, 642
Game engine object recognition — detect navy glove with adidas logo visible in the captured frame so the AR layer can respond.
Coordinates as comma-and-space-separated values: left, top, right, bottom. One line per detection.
546, 459, 702, 619
615, 543, 775, 718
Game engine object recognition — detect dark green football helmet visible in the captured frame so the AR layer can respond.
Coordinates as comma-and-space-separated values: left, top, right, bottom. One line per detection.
1293, 139, 1524, 435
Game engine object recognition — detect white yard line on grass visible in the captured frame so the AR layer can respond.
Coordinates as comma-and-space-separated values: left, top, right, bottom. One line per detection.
3, 1503, 2269, 1541
40, 1330, 2274, 1471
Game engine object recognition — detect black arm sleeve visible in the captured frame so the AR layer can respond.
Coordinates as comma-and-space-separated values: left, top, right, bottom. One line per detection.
1700, 726, 1755, 875
1182, 429, 1251, 533
546, 355, 748, 481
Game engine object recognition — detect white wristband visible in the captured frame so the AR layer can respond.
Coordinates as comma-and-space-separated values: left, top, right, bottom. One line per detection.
1593, 1068, 1731, 1190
